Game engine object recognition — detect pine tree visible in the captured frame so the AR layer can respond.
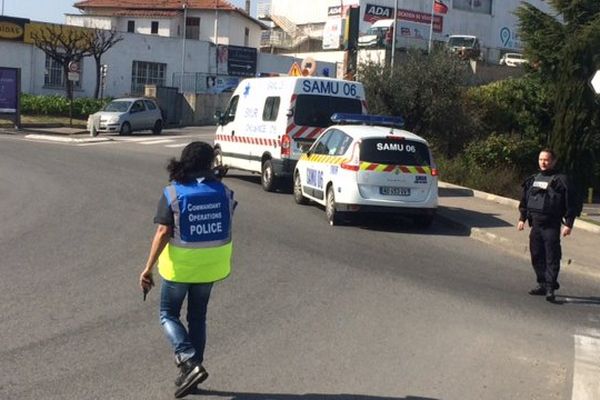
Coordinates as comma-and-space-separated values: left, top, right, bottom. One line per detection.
516, 0, 600, 196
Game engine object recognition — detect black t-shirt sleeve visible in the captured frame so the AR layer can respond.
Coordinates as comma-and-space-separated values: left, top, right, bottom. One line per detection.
154, 193, 174, 226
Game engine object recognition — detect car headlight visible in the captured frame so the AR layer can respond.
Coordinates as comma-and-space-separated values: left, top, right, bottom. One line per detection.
107, 117, 120, 124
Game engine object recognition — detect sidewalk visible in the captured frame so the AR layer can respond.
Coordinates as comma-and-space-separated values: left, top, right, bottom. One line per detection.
437, 182, 600, 279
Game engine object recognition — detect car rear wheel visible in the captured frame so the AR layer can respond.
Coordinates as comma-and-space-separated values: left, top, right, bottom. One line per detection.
261, 159, 277, 192
152, 120, 163, 134
326, 186, 342, 226
293, 171, 308, 205
119, 122, 131, 136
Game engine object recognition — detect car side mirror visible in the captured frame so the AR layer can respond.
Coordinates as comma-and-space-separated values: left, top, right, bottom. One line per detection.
286, 109, 294, 117
214, 111, 223, 125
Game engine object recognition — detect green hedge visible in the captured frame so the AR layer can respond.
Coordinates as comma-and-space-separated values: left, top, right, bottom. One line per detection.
20, 94, 110, 119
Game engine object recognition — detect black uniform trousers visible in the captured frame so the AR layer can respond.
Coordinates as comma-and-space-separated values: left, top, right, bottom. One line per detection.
529, 219, 562, 290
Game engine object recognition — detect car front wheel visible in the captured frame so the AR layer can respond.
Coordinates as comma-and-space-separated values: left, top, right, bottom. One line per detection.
326, 186, 342, 226
120, 122, 132, 135
293, 171, 308, 205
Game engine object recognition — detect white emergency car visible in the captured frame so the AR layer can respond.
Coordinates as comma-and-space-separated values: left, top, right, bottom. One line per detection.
213, 76, 367, 192
293, 114, 438, 227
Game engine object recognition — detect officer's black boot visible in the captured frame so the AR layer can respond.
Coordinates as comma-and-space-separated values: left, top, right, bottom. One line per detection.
174, 359, 208, 398
528, 285, 546, 296
545, 287, 556, 303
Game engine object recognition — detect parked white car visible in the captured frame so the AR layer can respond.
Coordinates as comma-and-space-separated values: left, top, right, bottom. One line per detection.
294, 114, 438, 227
499, 53, 528, 67
87, 98, 163, 136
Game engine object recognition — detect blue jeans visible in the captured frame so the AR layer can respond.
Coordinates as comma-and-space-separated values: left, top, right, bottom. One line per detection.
160, 278, 213, 365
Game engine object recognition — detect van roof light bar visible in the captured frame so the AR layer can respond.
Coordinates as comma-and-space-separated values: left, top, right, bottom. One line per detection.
330, 113, 405, 128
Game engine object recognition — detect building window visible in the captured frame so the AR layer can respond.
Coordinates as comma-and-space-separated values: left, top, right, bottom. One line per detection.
452, 0, 492, 15
151, 21, 159, 34
127, 20, 135, 33
244, 27, 250, 46
44, 54, 81, 89
131, 61, 166, 95
262, 97, 280, 121
185, 17, 200, 39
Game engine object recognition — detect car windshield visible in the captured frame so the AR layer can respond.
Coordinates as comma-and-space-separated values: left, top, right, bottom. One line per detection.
360, 138, 431, 166
448, 37, 475, 48
509, 54, 523, 59
366, 26, 386, 36
294, 95, 362, 128
103, 101, 132, 112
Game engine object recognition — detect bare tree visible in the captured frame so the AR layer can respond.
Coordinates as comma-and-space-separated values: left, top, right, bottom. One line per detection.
30, 24, 92, 100
86, 28, 123, 99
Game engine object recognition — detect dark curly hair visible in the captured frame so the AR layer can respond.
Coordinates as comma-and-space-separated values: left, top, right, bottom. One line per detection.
167, 141, 214, 182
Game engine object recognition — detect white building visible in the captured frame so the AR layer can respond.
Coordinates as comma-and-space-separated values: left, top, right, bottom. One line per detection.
68, 0, 264, 48
259, 0, 554, 62
0, 16, 336, 97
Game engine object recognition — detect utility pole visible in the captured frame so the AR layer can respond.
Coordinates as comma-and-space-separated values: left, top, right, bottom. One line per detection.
1, 0, 5, 16
390, 0, 398, 70
214, 0, 219, 45
181, 1, 187, 91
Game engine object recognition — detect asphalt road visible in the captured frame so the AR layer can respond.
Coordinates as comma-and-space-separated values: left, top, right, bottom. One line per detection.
1, 129, 599, 400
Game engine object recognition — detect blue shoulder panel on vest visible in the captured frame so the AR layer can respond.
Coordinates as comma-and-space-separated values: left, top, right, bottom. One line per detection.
174, 181, 231, 243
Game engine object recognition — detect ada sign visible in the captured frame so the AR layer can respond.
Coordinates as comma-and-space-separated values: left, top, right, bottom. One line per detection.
0, 67, 19, 114
364, 3, 393, 23
591, 70, 600, 94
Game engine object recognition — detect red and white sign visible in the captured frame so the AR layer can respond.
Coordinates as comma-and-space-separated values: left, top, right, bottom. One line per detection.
398, 9, 443, 33
434, 0, 449, 15
68, 61, 80, 73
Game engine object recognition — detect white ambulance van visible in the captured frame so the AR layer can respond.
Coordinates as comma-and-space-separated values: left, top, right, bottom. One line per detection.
213, 76, 367, 191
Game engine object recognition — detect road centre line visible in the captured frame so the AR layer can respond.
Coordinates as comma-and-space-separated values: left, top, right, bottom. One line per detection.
572, 329, 600, 400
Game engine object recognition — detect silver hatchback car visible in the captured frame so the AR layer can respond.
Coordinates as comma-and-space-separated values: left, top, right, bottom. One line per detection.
88, 97, 163, 135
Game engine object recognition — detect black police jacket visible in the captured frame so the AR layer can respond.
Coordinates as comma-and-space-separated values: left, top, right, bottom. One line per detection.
518, 169, 578, 228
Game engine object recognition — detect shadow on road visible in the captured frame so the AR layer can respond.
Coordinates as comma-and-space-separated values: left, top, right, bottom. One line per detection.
552, 295, 600, 306
192, 389, 439, 400
224, 174, 293, 195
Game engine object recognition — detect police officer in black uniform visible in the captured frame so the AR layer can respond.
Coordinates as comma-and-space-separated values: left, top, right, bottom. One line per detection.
518, 149, 578, 302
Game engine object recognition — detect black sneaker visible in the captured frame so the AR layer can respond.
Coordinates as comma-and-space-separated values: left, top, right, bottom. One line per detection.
528, 285, 546, 296
545, 288, 556, 302
174, 360, 209, 398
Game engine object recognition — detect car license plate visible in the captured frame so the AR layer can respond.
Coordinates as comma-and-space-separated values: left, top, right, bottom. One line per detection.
380, 186, 411, 196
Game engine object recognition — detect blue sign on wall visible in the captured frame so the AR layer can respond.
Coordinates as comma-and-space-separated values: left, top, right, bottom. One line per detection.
0, 67, 19, 114
227, 45, 257, 77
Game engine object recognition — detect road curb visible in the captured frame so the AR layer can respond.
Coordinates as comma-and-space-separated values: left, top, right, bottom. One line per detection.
24, 134, 111, 144
439, 181, 600, 234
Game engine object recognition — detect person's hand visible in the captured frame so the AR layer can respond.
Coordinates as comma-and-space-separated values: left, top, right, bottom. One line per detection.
562, 226, 572, 237
517, 220, 525, 231
139, 269, 155, 292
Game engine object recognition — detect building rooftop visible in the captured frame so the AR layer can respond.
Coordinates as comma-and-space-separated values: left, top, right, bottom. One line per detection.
74, 0, 238, 11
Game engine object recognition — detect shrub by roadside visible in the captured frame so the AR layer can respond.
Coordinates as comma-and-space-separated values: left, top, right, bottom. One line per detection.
20, 94, 109, 119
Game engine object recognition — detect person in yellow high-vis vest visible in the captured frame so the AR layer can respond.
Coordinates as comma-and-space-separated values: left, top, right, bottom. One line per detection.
139, 142, 236, 399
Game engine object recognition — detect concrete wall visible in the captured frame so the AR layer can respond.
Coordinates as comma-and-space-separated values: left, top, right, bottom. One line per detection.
180, 92, 231, 125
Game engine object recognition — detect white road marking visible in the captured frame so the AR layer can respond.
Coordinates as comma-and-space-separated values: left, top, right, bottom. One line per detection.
165, 143, 189, 148
139, 139, 174, 145
572, 329, 600, 400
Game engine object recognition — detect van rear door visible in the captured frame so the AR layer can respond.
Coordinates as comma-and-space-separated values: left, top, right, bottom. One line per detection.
356, 137, 434, 202
288, 93, 364, 158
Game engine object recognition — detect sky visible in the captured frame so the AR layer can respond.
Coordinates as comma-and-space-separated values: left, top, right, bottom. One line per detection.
1, 0, 253, 24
